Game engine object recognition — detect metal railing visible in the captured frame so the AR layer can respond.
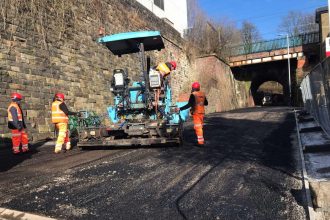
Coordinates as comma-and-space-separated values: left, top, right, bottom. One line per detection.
300, 57, 330, 136
230, 32, 319, 56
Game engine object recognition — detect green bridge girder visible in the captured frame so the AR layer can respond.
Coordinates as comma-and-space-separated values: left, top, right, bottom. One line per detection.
230, 32, 319, 56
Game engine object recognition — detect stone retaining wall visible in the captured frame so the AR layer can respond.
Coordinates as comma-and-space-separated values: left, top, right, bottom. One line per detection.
0, 0, 252, 143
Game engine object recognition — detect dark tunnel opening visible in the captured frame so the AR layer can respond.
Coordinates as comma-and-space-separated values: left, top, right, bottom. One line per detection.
231, 59, 298, 106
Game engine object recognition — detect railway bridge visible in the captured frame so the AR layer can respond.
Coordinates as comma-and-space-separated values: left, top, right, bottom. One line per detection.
229, 32, 320, 105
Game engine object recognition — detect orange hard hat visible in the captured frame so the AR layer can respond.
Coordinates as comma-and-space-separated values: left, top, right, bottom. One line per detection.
169, 61, 177, 70
55, 93, 65, 100
11, 92, 22, 100
192, 82, 200, 90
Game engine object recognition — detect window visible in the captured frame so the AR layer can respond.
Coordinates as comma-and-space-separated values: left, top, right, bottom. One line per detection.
154, 0, 164, 10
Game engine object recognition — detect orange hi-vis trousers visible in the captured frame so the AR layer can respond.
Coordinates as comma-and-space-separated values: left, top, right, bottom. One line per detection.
11, 129, 29, 153
192, 113, 204, 145
55, 123, 71, 153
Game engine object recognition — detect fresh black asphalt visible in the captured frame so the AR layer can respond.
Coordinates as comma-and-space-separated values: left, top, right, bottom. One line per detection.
0, 107, 307, 219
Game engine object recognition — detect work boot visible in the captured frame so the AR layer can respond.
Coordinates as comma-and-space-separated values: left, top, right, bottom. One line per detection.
196, 142, 205, 147
22, 147, 29, 153
54, 145, 62, 154
12, 147, 20, 154
12, 150, 20, 155
65, 142, 71, 151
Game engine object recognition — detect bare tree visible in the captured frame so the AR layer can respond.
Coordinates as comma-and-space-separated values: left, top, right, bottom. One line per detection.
185, 0, 241, 59
278, 11, 318, 36
216, 18, 242, 58
240, 21, 262, 53
187, 0, 199, 28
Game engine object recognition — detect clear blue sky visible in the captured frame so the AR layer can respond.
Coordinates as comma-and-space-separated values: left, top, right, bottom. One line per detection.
198, 0, 327, 40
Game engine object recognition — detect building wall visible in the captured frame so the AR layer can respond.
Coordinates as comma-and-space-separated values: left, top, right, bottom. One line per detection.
136, 0, 188, 36
321, 12, 329, 61
317, 10, 329, 61
320, 13, 329, 42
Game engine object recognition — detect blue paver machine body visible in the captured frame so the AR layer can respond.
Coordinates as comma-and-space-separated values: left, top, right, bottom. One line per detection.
77, 31, 188, 147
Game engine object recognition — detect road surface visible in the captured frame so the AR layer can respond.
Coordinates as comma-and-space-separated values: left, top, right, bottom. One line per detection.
0, 107, 307, 219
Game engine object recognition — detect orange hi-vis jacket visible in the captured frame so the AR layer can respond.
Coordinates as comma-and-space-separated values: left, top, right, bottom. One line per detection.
52, 100, 68, 124
191, 91, 206, 114
156, 63, 171, 77
8, 102, 23, 122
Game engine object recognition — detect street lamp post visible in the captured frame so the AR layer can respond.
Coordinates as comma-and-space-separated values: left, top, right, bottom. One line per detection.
286, 34, 291, 106
279, 33, 292, 106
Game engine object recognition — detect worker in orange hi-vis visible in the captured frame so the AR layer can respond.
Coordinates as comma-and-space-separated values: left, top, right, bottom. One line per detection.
51, 93, 77, 154
7, 93, 29, 154
177, 82, 208, 146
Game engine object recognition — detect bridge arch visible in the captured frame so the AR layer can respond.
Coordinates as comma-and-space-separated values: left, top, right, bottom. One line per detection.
232, 59, 296, 106
229, 32, 320, 106
252, 79, 286, 105
257, 81, 284, 94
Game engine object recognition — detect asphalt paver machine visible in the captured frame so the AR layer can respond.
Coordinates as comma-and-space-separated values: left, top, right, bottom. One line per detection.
77, 31, 188, 147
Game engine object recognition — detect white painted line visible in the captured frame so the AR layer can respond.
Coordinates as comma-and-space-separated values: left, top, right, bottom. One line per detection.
0, 208, 56, 220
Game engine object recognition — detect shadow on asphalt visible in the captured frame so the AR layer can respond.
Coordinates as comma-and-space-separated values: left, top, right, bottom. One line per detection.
79, 142, 179, 151
156, 109, 297, 175
0, 138, 51, 172
291, 188, 306, 207
0, 107, 308, 220
153, 109, 308, 218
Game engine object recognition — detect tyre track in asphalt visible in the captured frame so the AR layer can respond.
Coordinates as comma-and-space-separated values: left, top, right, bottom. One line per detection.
0, 107, 307, 220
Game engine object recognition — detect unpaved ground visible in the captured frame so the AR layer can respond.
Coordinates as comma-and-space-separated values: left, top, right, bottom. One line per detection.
0, 107, 307, 219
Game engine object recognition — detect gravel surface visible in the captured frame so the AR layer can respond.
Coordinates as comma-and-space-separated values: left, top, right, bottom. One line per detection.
0, 107, 307, 220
